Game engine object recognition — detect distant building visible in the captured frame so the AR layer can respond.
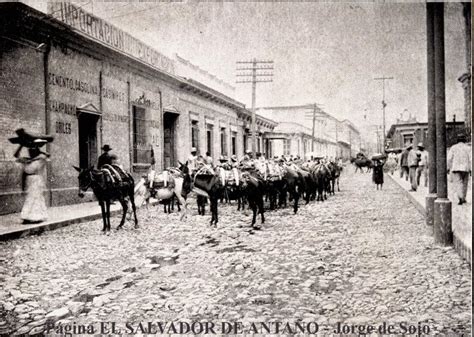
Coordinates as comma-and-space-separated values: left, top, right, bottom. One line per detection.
265, 122, 320, 159
256, 105, 360, 159
340, 120, 361, 157
386, 121, 466, 150
0, 2, 276, 214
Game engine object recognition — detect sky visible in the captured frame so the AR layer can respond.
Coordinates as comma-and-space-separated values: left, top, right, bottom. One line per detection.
24, 1, 468, 139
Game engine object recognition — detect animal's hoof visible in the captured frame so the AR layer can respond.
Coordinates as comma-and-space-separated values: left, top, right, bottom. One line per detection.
253, 225, 261, 230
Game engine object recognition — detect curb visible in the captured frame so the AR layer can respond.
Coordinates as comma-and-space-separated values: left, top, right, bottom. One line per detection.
0, 200, 160, 241
387, 174, 472, 267
387, 175, 426, 216
0, 209, 124, 241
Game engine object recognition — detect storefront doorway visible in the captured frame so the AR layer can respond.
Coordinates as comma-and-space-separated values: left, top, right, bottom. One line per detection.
77, 104, 101, 169
163, 112, 178, 168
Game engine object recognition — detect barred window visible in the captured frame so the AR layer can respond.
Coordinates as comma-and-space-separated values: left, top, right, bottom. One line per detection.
206, 124, 213, 156
231, 132, 237, 156
220, 127, 227, 156
191, 120, 199, 150
132, 106, 151, 164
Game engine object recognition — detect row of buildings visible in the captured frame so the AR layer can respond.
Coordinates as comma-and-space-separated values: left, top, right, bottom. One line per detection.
0, 2, 360, 214
386, 3, 471, 152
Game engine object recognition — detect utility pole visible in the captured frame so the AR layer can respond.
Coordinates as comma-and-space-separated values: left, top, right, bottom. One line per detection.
374, 125, 382, 153
374, 76, 394, 152
236, 59, 273, 157
432, 2, 452, 245
311, 104, 317, 152
304, 103, 325, 153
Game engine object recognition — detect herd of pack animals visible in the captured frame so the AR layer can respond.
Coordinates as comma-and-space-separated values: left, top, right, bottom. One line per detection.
74, 154, 374, 233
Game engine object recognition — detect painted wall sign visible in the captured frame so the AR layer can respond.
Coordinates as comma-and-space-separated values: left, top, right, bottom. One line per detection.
48, 2, 176, 75
48, 72, 99, 95
48, 73, 125, 102
102, 113, 129, 123
49, 100, 76, 115
55, 120, 72, 134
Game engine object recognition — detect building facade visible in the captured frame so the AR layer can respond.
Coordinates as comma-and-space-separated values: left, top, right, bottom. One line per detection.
257, 105, 359, 159
386, 121, 466, 150
0, 3, 275, 214
265, 122, 313, 158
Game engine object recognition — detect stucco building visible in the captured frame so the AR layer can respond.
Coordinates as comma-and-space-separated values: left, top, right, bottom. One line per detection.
0, 2, 275, 214
386, 120, 466, 150
257, 105, 360, 159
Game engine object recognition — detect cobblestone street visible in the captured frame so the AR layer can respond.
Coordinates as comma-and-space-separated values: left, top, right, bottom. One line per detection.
0, 170, 471, 335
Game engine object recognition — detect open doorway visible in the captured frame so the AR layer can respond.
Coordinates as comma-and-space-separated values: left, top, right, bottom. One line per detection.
163, 112, 178, 168
78, 113, 99, 169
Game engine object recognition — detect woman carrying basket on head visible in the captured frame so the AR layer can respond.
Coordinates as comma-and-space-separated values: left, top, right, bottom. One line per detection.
371, 153, 386, 190
9, 129, 54, 224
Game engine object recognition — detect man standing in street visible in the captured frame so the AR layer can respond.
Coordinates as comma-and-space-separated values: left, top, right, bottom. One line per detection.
400, 146, 410, 181
416, 143, 428, 188
448, 133, 471, 205
407, 144, 419, 191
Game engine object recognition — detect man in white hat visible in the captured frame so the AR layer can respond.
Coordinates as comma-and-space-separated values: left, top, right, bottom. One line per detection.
187, 147, 198, 174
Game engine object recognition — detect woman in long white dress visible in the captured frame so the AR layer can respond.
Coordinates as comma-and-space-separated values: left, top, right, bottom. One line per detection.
15, 144, 49, 224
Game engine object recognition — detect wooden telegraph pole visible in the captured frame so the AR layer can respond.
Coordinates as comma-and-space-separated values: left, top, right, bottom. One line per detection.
304, 103, 325, 153
236, 59, 273, 157
374, 76, 394, 152
432, 3, 452, 245
426, 2, 437, 228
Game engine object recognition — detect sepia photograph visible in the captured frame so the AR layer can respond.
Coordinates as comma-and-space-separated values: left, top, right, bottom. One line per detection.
0, 0, 471, 335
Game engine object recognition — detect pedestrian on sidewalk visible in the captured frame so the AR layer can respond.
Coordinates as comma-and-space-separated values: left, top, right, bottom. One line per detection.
14, 141, 50, 224
416, 143, 428, 188
407, 144, 419, 191
400, 146, 410, 180
448, 133, 471, 205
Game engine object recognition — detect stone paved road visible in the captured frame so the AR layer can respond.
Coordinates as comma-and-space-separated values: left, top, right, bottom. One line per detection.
0, 170, 471, 336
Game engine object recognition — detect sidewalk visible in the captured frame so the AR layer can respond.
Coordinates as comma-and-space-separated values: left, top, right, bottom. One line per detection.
388, 171, 471, 265
0, 194, 154, 240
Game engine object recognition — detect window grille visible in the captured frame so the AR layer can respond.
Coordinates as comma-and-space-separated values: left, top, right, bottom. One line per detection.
206, 124, 213, 156
191, 120, 199, 150
132, 106, 152, 164
220, 128, 227, 156
231, 132, 237, 155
